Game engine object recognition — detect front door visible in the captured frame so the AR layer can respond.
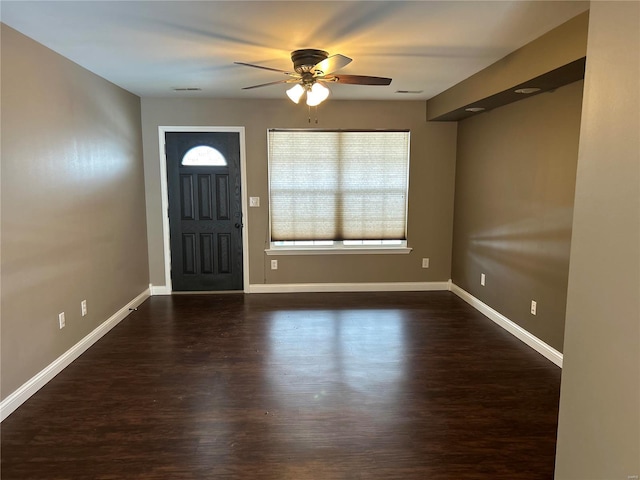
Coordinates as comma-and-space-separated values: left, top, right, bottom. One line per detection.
166, 131, 243, 291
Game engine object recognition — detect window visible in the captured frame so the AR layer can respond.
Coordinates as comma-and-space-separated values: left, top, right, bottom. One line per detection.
181, 145, 227, 166
268, 129, 410, 252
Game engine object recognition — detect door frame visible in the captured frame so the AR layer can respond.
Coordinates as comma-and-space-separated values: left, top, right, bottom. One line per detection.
158, 126, 249, 293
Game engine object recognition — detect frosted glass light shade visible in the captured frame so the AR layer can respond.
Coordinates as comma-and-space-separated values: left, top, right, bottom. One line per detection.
306, 82, 330, 106
286, 84, 305, 104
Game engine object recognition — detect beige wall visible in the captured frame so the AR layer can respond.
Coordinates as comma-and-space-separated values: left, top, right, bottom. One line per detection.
451, 80, 584, 351
141, 99, 457, 288
0, 25, 149, 400
555, 2, 640, 477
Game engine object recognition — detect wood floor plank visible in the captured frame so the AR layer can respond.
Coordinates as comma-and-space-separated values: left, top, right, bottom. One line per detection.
1, 292, 561, 479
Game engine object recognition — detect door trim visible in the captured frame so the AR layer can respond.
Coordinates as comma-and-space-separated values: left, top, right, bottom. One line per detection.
158, 126, 249, 293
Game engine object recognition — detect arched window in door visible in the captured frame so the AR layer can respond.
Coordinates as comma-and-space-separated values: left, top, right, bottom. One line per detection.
181, 145, 227, 166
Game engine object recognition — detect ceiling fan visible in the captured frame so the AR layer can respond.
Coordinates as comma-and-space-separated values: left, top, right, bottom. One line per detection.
234, 49, 392, 106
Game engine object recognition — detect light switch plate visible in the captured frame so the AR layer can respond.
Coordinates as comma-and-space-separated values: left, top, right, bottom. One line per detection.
249, 197, 260, 207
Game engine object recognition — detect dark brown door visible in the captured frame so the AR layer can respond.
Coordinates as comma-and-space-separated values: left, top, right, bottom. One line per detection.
166, 131, 243, 291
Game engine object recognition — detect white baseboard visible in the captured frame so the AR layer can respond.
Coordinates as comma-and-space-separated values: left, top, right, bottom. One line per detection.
150, 284, 171, 295
248, 281, 450, 294
0, 288, 150, 422
449, 283, 563, 367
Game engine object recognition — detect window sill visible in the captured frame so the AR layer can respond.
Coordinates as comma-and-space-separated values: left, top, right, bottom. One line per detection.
265, 246, 413, 256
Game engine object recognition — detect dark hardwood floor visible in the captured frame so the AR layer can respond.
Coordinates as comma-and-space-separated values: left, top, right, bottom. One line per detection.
1, 292, 561, 479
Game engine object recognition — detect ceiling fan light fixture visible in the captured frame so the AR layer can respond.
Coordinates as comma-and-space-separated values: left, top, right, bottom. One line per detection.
236, 49, 391, 105
286, 83, 305, 104
306, 82, 330, 107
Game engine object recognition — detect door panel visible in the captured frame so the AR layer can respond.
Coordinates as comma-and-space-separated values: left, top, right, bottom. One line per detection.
198, 175, 213, 220
200, 233, 215, 273
180, 175, 195, 219
166, 132, 243, 291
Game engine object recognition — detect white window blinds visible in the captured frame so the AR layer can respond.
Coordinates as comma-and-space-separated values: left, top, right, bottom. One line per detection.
268, 130, 410, 242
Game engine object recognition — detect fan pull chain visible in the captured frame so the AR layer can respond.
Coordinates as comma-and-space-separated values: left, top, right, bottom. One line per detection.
307, 106, 319, 124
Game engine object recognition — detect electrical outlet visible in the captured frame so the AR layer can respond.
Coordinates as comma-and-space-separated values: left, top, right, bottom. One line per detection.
81, 300, 87, 317
270, 259, 278, 270
249, 197, 260, 207
422, 258, 429, 268
58, 312, 66, 329
531, 300, 537, 315
480, 273, 486, 286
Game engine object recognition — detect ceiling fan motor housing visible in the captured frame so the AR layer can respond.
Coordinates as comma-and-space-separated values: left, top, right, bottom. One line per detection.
291, 49, 329, 74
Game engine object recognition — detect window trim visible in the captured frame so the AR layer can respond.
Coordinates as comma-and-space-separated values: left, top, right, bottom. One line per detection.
265, 246, 412, 256
266, 128, 411, 254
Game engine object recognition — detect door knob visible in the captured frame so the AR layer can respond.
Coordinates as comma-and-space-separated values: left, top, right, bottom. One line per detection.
235, 223, 243, 228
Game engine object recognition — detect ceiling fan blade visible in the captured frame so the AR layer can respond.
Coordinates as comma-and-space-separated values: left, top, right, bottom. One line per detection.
312, 54, 352, 75
234, 61, 293, 75
241, 79, 297, 90
329, 74, 392, 85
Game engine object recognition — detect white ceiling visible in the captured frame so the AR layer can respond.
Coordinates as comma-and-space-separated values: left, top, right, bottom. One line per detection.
1, 1, 589, 101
